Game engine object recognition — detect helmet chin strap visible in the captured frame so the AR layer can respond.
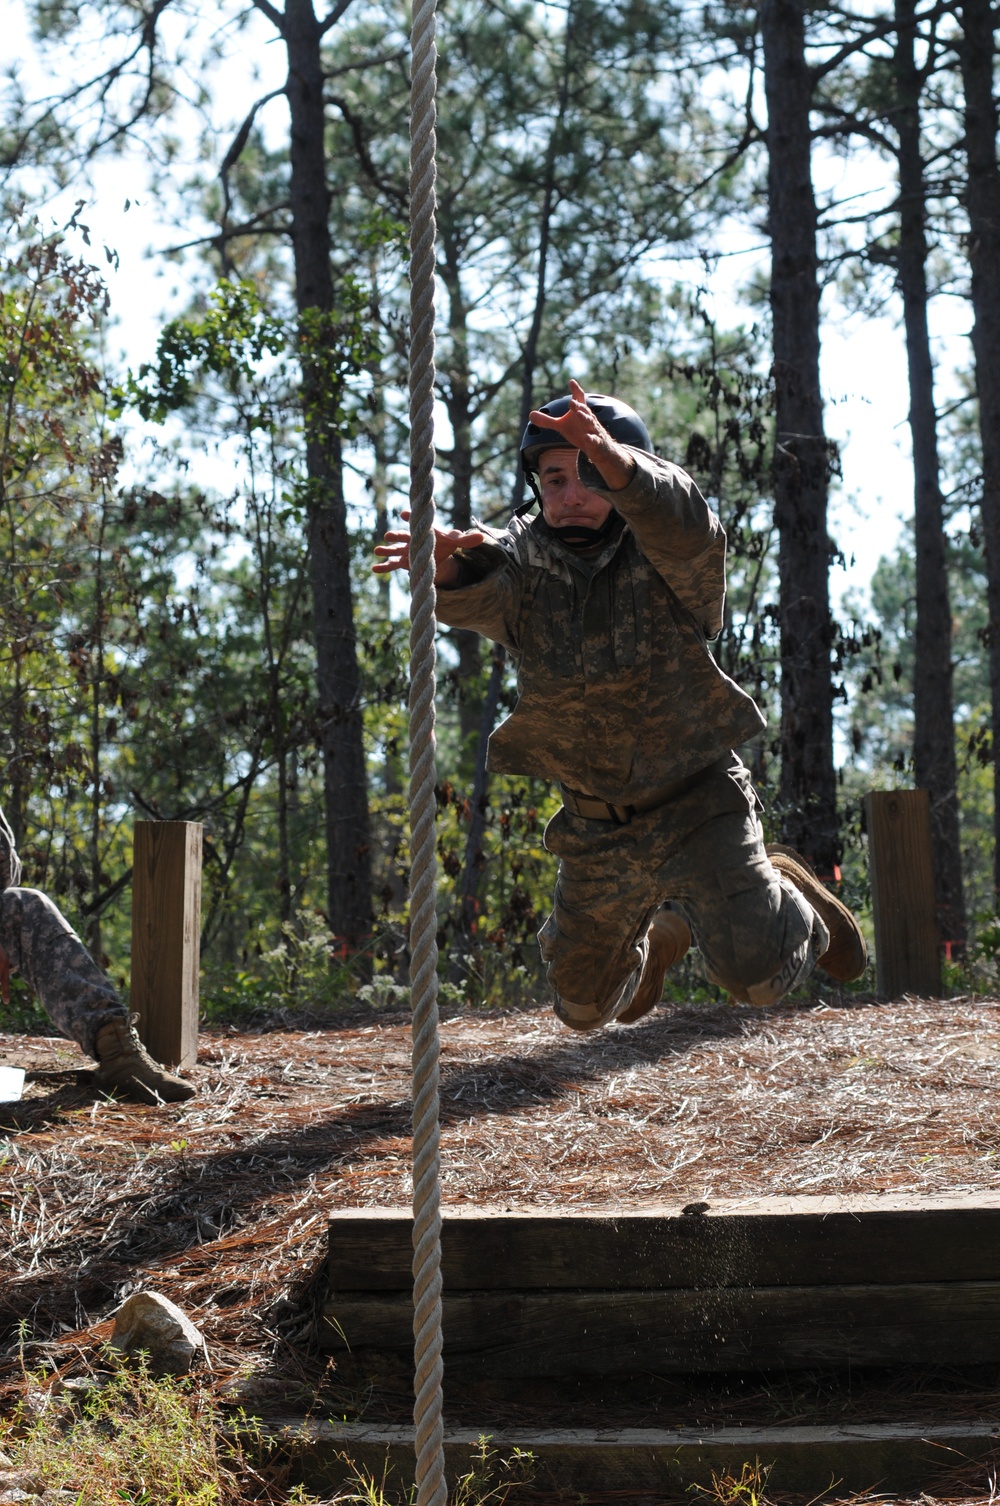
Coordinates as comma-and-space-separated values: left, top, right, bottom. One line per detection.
514, 470, 543, 517
548, 510, 621, 550
514, 471, 621, 551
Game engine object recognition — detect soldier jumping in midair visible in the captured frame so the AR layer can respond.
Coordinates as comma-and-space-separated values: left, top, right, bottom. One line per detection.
375, 380, 866, 1028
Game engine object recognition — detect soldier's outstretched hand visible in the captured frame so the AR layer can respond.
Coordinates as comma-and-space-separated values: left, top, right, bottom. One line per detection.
372, 510, 486, 587
528, 377, 636, 491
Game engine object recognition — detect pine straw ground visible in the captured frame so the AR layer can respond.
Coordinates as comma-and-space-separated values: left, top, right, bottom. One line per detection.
2, 990, 1000, 1502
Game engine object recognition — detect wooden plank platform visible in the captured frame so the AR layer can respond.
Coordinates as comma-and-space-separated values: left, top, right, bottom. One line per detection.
323, 1197, 1000, 1377
323, 1281, 1000, 1375
328, 1196, 1000, 1289
279, 1419, 1000, 1498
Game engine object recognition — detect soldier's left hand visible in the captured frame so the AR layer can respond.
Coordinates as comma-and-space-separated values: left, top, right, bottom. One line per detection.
528, 379, 636, 490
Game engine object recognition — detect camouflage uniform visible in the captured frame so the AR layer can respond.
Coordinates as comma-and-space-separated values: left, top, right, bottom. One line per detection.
0, 805, 126, 1057
435, 449, 828, 1023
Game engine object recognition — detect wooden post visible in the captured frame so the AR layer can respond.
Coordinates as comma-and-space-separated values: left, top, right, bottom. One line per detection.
864, 790, 940, 999
130, 821, 202, 1069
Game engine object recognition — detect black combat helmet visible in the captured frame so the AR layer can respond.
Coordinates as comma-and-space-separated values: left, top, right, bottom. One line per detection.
519, 390, 653, 477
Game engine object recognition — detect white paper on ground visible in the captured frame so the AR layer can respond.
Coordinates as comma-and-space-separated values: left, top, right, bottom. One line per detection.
0, 1066, 25, 1102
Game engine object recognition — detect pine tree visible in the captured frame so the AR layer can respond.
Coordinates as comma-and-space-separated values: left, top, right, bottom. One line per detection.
957, 0, 1000, 901
761, 0, 839, 873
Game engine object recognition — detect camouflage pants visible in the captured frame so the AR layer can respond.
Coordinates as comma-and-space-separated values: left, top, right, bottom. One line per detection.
0, 887, 126, 1058
538, 754, 827, 1028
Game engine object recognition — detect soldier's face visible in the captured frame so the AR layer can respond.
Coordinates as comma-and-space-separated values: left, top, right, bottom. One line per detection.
537, 450, 615, 530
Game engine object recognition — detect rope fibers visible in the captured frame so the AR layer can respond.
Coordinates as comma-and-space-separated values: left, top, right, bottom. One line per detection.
407, 0, 447, 1495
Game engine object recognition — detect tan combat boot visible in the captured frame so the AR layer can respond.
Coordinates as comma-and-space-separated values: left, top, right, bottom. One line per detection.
766, 845, 867, 982
94, 1018, 195, 1104
616, 909, 692, 1024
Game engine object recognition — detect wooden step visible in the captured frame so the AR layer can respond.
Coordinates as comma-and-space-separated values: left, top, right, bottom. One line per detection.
327, 1196, 1000, 1290
323, 1196, 1000, 1377
276, 1418, 1000, 1498
323, 1280, 1000, 1375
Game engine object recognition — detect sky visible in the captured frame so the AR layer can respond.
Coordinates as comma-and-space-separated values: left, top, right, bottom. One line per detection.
3, 0, 975, 613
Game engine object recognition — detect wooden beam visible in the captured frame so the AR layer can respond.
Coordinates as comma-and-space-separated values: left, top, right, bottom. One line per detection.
864, 789, 941, 997
328, 1198, 1000, 1291
320, 1281, 1000, 1374
280, 1419, 1000, 1499
130, 821, 202, 1069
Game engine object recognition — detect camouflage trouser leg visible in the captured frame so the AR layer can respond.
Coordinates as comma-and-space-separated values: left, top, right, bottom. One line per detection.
538, 754, 829, 1027
0, 887, 126, 1058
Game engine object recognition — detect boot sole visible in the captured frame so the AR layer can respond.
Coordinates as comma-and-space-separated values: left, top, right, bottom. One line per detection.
95, 1068, 195, 1104
767, 849, 867, 983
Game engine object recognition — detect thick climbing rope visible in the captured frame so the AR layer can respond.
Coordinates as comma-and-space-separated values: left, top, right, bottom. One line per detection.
407, 0, 447, 1496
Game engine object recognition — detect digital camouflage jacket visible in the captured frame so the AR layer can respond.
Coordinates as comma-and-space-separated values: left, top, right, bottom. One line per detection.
435, 449, 765, 805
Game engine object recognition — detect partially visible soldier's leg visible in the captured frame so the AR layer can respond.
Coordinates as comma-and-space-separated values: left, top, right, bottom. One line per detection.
664, 760, 830, 1006
0, 886, 194, 1102
0, 886, 123, 1056
539, 809, 664, 1030
537, 755, 863, 1029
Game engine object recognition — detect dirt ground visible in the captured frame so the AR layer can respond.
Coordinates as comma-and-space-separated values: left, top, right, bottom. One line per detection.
2, 990, 1000, 1498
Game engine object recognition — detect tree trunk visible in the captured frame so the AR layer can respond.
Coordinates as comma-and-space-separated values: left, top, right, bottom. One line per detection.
439, 241, 484, 755
761, 0, 838, 873
958, 0, 1000, 900
369, 380, 407, 908
285, 0, 373, 954
893, 0, 966, 948
1, 489, 28, 851
277, 746, 292, 924
87, 492, 109, 959
450, 640, 506, 977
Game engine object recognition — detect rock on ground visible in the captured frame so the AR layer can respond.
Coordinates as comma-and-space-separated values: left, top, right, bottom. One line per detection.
110, 1290, 206, 1375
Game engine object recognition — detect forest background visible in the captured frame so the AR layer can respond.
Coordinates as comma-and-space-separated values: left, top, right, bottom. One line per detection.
1, 0, 999, 1019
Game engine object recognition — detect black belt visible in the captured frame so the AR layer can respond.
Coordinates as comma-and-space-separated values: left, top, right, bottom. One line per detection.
560, 758, 724, 825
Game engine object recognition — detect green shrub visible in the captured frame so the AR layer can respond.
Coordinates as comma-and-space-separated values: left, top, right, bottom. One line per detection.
0, 1366, 247, 1505
200, 908, 361, 1024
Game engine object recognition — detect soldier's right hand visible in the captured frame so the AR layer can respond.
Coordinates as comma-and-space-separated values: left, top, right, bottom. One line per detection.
372, 510, 486, 587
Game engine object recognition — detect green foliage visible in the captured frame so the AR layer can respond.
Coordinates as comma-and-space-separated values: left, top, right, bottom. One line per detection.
0, 1365, 245, 1505
298, 282, 383, 442
126, 275, 382, 446
1, 232, 377, 982
0, 974, 51, 1035
200, 909, 364, 1024
125, 280, 288, 424
336, 1434, 535, 1506
315, 0, 744, 530
0, 227, 136, 958
840, 524, 996, 953
692, 1458, 774, 1506
452, 1437, 535, 1506
433, 773, 561, 989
